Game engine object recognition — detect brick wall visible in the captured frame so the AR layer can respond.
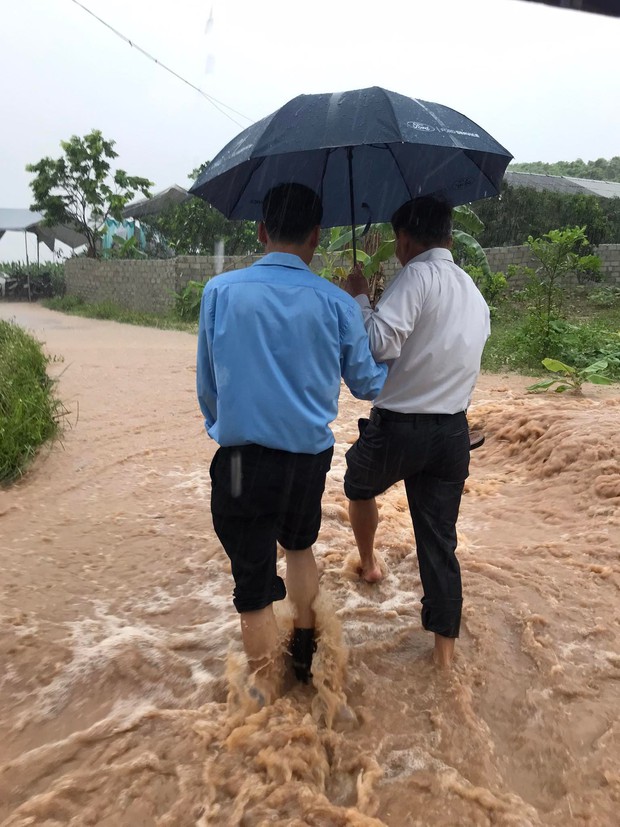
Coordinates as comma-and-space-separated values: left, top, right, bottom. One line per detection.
486, 244, 620, 288
65, 244, 620, 314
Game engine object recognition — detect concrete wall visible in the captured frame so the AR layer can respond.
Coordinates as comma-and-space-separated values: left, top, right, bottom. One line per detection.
486, 244, 620, 288
65, 244, 620, 314
65, 255, 263, 314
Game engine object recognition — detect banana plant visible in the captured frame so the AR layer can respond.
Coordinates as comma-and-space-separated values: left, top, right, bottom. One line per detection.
526, 358, 614, 394
317, 205, 492, 283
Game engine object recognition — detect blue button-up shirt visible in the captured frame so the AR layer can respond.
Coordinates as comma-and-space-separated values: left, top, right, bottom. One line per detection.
197, 252, 387, 454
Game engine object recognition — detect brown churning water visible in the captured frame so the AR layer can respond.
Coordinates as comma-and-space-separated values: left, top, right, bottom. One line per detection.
0, 303, 618, 825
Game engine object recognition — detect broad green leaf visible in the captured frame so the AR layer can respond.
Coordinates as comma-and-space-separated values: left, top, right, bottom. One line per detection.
582, 360, 609, 374
526, 379, 557, 391
452, 230, 492, 277
588, 374, 615, 385
327, 226, 368, 252
453, 205, 485, 237
364, 240, 396, 276
542, 358, 574, 374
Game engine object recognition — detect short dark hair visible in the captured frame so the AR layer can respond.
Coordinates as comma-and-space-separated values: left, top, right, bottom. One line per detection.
391, 196, 453, 246
262, 183, 323, 243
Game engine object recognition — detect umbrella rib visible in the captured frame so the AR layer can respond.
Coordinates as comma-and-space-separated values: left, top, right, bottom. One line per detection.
386, 144, 414, 202
228, 157, 266, 218
318, 148, 335, 208
465, 151, 502, 199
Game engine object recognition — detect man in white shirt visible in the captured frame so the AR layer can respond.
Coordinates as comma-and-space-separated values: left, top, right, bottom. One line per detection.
343, 195, 490, 668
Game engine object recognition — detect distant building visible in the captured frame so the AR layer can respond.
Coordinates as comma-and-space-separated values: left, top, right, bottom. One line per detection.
504, 171, 620, 199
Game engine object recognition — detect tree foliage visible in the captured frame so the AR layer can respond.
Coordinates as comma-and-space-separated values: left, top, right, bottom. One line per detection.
510, 156, 620, 182
147, 164, 261, 256
27, 130, 153, 258
473, 183, 620, 247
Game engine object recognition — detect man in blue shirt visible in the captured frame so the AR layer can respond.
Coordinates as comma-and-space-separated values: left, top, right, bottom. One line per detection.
197, 183, 386, 701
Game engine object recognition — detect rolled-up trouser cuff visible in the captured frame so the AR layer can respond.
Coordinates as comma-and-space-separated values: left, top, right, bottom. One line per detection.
232, 575, 287, 614
421, 598, 462, 639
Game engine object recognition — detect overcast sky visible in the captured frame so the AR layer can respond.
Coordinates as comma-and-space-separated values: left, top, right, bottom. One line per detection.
1, 0, 619, 261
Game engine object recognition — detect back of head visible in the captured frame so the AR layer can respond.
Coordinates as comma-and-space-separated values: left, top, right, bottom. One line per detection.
391, 195, 453, 246
262, 183, 323, 244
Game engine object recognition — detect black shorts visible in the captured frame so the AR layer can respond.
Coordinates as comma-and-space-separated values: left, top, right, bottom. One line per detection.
344, 409, 469, 500
344, 408, 469, 638
210, 444, 333, 613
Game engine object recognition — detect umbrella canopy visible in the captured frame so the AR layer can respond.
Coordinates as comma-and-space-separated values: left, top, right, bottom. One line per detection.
190, 86, 512, 229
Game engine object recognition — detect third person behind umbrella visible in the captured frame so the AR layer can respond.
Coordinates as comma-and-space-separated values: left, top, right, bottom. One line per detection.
343, 195, 490, 668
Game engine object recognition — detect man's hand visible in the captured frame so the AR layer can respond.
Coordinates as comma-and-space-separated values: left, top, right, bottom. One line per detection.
343, 264, 370, 299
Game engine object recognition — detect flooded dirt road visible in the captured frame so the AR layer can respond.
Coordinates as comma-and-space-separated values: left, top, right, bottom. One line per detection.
1, 303, 618, 826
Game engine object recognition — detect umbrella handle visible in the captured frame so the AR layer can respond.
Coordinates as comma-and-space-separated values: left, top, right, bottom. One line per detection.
347, 147, 357, 266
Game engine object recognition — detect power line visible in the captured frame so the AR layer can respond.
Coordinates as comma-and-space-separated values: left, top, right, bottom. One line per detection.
69, 0, 253, 128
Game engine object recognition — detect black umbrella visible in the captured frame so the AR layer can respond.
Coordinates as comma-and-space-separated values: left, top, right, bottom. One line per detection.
190, 86, 512, 261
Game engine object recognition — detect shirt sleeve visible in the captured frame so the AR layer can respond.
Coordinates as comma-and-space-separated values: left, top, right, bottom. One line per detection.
355, 266, 426, 361
340, 302, 388, 400
196, 285, 217, 429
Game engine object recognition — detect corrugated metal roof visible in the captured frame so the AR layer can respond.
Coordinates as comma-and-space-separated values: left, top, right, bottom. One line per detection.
504, 171, 620, 198
0, 208, 87, 250
123, 185, 191, 219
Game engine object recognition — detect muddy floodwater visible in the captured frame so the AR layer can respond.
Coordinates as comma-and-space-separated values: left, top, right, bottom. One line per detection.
0, 303, 618, 826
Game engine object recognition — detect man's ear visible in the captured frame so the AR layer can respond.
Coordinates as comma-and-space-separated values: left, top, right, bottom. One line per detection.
309, 225, 321, 248
258, 221, 268, 245
447, 235, 454, 250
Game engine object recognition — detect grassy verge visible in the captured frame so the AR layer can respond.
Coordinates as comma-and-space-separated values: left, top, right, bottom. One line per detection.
482, 291, 620, 380
43, 296, 198, 333
42, 290, 620, 383
0, 319, 63, 483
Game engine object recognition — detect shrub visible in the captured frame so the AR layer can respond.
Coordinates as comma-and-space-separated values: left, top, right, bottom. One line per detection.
174, 280, 207, 322
0, 262, 65, 300
0, 320, 63, 483
589, 286, 620, 309
527, 358, 614, 394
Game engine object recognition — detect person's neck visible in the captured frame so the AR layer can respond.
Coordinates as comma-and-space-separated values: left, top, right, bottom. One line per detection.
404, 241, 450, 266
263, 241, 313, 265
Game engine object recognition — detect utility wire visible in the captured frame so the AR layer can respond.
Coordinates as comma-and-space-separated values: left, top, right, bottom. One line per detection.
69, 0, 253, 128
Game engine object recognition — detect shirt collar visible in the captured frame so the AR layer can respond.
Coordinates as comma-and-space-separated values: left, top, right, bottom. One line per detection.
411, 247, 454, 265
254, 252, 311, 271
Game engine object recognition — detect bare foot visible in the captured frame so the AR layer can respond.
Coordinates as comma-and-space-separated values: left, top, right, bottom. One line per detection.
358, 558, 383, 583
432, 633, 455, 669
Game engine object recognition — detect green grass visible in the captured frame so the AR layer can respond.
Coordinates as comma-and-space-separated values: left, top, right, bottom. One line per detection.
0, 319, 63, 483
42, 289, 620, 383
481, 290, 620, 380
43, 296, 198, 333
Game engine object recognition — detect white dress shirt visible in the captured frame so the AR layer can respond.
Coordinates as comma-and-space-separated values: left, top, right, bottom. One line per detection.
355, 247, 490, 414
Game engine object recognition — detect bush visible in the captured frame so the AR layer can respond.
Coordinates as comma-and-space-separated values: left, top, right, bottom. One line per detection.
174, 280, 207, 322
589, 286, 620, 309
0, 320, 63, 483
0, 262, 65, 300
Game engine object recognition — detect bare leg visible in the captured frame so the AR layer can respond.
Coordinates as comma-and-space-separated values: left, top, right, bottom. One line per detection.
239, 606, 281, 700
433, 634, 455, 669
348, 498, 383, 583
285, 548, 319, 682
285, 547, 318, 627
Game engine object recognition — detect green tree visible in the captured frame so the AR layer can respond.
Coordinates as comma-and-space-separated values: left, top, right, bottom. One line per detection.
148, 164, 261, 256
27, 130, 152, 258
516, 226, 601, 356
473, 183, 620, 247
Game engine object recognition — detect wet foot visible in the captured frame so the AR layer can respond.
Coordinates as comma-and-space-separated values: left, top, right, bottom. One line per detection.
432, 633, 455, 669
358, 559, 383, 583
